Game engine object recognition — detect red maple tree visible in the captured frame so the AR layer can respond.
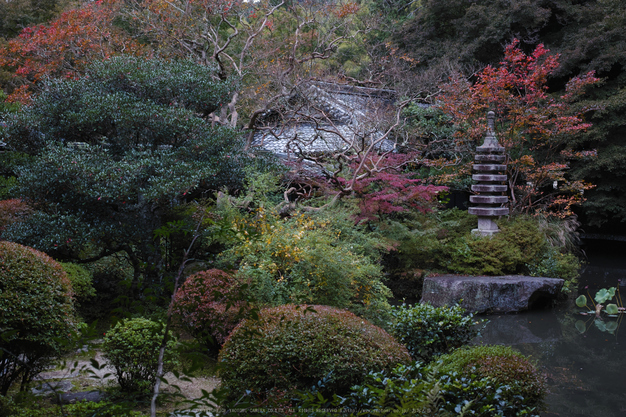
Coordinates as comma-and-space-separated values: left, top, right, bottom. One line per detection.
340, 153, 447, 222
0, 0, 144, 104
440, 39, 600, 217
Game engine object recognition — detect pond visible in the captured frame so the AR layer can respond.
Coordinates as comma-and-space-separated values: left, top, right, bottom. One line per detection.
476, 239, 626, 417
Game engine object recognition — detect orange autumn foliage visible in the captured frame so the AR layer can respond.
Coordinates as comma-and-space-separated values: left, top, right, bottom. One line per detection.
0, 0, 145, 104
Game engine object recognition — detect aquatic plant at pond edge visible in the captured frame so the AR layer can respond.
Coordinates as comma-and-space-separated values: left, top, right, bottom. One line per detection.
575, 286, 625, 334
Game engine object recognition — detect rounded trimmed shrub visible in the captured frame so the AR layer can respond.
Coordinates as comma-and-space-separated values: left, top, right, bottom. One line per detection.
437, 345, 547, 409
0, 242, 78, 395
218, 304, 411, 404
388, 303, 481, 363
102, 318, 179, 393
172, 269, 248, 349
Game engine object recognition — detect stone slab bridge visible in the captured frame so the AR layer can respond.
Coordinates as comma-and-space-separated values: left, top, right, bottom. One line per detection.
420, 275, 564, 314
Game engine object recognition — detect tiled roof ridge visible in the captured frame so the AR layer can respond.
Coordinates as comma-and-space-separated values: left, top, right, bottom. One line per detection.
308, 80, 396, 100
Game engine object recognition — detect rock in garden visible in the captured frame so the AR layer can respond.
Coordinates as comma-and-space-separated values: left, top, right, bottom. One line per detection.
55, 390, 107, 404
421, 275, 564, 313
31, 380, 73, 395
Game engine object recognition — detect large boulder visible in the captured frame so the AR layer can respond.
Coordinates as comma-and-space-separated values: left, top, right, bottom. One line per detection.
421, 275, 564, 314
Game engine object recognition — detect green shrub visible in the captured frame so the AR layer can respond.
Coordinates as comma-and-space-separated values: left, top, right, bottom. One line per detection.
0, 242, 79, 395
381, 208, 475, 274
296, 361, 543, 417
218, 304, 411, 405
172, 269, 249, 349
388, 303, 480, 363
527, 247, 580, 292
498, 216, 546, 263
0, 177, 17, 200
0, 394, 16, 417
59, 262, 96, 308
445, 216, 546, 275
82, 255, 134, 321
436, 345, 547, 410
102, 318, 179, 393
446, 233, 524, 275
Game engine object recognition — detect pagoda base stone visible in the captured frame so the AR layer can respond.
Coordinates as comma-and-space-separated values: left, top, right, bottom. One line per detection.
471, 216, 500, 236
420, 275, 564, 314
472, 228, 501, 237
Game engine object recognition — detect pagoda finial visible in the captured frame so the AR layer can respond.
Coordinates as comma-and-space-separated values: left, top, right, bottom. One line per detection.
487, 111, 495, 134
477, 111, 503, 152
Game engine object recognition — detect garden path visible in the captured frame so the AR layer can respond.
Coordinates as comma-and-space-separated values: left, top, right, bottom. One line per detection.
31, 348, 220, 414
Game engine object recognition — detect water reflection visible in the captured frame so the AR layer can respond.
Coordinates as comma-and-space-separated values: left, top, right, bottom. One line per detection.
476, 240, 626, 417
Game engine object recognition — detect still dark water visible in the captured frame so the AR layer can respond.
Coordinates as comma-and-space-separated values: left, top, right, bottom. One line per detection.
477, 240, 626, 417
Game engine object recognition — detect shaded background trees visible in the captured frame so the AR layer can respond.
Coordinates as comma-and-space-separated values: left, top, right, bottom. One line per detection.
0, 0, 68, 39
2, 0, 626, 230
385, 0, 626, 229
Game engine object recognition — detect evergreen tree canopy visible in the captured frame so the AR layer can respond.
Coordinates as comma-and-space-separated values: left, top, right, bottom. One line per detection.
1, 56, 272, 288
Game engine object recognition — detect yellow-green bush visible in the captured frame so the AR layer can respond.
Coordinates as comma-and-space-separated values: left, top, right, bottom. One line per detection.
446, 216, 545, 275
218, 209, 393, 325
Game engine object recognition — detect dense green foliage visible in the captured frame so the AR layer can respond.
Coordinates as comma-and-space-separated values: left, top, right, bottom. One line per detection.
436, 345, 547, 411
388, 303, 480, 363
102, 317, 178, 393
380, 210, 580, 286
297, 360, 543, 417
1, 398, 143, 417
0, 0, 66, 39
172, 269, 249, 349
80, 255, 134, 321
218, 304, 411, 405
393, 0, 624, 84
0, 241, 78, 395
59, 261, 96, 308
381, 208, 476, 274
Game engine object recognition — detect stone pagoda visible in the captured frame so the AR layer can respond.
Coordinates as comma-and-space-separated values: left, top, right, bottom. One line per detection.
468, 111, 509, 236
